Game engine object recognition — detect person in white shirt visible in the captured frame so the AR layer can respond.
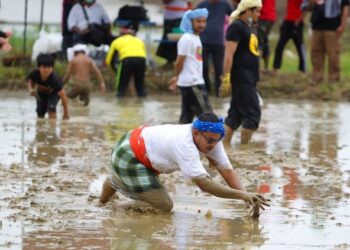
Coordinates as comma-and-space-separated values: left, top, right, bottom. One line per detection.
169, 8, 213, 124
67, 0, 112, 46
100, 112, 269, 213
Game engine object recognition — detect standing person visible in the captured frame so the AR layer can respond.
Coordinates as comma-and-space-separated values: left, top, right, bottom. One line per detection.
99, 112, 269, 213
61, 0, 76, 55
156, 0, 191, 68
302, 0, 349, 83
105, 22, 147, 97
273, 0, 306, 74
257, 0, 276, 72
63, 44, 105, 106
220, 0, 262, 145
169, 8, 213, 124
196, 0, 233, 96
27, 54, 70, 120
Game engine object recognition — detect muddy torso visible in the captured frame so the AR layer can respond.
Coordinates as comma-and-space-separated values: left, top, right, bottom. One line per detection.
70, 54, 94, 83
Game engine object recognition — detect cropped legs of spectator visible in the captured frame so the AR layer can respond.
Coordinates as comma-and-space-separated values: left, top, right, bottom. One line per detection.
273, 0, 306, 74
302, 0, 349, 83
257, 0, 276, 72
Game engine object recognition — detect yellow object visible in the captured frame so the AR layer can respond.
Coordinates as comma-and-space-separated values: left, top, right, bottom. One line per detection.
249, 33, 260, 56
230, 0, 262, 21
219, 73, 231, 97
105, 34, 146, 65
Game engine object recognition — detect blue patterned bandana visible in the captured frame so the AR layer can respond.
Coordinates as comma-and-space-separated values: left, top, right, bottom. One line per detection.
192, 118, 225, 139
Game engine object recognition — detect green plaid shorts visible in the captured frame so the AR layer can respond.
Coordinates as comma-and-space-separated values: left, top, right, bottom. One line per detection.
110, 132, 162, 193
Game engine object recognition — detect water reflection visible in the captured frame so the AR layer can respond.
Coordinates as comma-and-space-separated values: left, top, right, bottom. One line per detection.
27, 120, 65, 166
1, 92, 350, 249
107, 213, 267, 250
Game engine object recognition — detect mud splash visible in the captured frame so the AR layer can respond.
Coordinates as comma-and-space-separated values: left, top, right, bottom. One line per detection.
0, 91, 350, 249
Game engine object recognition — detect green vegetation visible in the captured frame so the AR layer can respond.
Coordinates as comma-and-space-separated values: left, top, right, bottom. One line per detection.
1, 27, 350, 101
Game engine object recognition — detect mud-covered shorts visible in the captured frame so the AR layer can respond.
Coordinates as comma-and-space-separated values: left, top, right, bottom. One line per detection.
67, 80, 92, 106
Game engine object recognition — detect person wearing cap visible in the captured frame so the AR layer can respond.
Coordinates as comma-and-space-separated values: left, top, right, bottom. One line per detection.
169, 8, 213, 123
220, 0, 262, 145
257, 0, 276, 72
27, 54, 70, 120
99, 112, 269, 213
105, 22, 147, 97
63, 44, 105, 106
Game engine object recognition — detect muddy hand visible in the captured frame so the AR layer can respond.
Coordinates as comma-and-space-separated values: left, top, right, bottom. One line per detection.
250, 194, 270, 219
243, 193, 270, 208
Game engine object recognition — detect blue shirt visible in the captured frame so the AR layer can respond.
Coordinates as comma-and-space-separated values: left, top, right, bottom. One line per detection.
197, 0, 233, 45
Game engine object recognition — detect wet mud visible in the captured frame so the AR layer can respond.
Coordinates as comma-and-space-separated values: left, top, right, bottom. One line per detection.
0, 91, 350, 249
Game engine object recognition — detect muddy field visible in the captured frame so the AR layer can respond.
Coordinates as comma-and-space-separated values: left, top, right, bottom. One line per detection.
0, 91, 350, 249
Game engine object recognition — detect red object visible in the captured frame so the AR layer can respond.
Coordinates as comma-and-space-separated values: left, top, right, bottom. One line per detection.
259, 0, 276, 21
165, 5, 190, 11
285, 0, 303, 21
258, 165, 272, 171
258, 184, 270, 193
129, 126, 160, 175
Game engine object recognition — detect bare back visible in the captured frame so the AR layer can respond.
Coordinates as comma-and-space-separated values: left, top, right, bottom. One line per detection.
70, 54, 94, 82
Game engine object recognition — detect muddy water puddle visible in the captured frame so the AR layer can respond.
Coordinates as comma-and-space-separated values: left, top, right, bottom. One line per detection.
0, 91, 350, 249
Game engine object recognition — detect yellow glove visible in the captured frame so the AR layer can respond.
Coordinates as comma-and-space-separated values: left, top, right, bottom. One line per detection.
219, 73, 231, 97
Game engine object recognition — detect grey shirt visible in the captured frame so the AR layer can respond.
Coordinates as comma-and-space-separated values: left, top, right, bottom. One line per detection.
67, 2, 110, 31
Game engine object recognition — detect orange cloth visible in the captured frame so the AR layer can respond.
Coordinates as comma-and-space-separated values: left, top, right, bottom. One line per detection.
129, 126, 160, 175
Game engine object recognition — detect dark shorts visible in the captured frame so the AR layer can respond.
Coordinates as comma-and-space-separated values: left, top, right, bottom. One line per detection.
225, 84, 261, 130
178, 84, 212, 124
36, 94, 60, 118
258, 20, 274, 58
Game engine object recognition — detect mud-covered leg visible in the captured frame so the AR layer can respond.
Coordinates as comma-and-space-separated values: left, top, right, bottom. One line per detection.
100, 177, 117, 204
135, 188, 174, 213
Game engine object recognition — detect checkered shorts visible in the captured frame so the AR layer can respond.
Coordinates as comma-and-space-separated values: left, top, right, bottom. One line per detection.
110, 132, 162, 193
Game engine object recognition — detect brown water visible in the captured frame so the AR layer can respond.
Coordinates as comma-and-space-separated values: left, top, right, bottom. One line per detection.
0, 91, 349, 249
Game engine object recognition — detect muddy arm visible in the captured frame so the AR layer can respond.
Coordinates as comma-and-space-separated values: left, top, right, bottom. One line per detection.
58, 89, 69, 119
206, 156, 246, 191
193, 176, 260, 207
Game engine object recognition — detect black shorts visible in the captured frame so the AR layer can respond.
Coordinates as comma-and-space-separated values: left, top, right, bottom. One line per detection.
178, 84, 212, 124
225, 84, 261, 130
36, 94, 60, 118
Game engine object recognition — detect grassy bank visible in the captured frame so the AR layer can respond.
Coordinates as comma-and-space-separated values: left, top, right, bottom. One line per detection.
1, 28, 350, 101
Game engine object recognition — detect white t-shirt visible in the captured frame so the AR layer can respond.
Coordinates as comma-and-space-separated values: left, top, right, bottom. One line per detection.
142, 124, 232, 179
68, 3, 110, 31
177, 33, 205, 87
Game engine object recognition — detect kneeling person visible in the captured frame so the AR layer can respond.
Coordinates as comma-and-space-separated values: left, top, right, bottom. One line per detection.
63, 44, 105, 106
100, 112, 268, 212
